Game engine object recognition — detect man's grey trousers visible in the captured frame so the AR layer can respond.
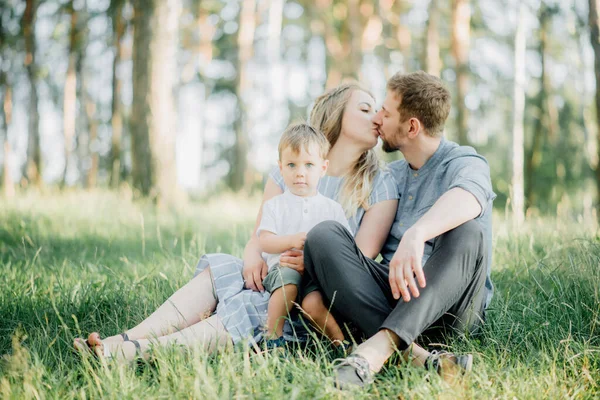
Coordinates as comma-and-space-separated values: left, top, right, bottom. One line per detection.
303, 220, 488, 350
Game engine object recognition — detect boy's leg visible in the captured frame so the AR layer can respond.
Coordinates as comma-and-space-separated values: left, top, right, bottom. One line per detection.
301, 291, 345, 343
263, 266, 302, 339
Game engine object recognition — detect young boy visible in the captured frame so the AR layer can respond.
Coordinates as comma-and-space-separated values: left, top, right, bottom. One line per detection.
257, 123, 351, 347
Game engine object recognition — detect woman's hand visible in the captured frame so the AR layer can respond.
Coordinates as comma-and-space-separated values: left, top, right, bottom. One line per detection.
280, 249, 305, 275
242, 250, 268, 292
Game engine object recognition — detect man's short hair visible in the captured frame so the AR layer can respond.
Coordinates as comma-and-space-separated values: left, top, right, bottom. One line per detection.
278, 122, 330, 160
387, 71, 451, 137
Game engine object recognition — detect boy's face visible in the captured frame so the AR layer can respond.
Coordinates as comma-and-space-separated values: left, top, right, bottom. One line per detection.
278, 143, 328, 197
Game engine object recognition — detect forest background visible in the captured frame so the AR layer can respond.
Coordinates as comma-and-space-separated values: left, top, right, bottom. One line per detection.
1, 0, 598, 223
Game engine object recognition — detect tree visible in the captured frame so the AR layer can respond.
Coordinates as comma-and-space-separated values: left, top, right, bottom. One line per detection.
511, 3, 526, 226
1, 74, 15, 198
61, 0, 80, 186
590, 0, 600, 215
229, 0, 256, 191
525, 4, 557, 210
109, 0, 127, 189
22, 0, 42, 187
451, 0, 471, 146
424, 0, 441, 77
131, 0, 182, 205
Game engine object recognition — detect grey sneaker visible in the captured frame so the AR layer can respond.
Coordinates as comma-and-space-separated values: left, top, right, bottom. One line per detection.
425, 350, 473, 382
332, 354, 375, 390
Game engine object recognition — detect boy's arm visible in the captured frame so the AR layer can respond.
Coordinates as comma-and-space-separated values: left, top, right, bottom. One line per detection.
259, 231, 306, 254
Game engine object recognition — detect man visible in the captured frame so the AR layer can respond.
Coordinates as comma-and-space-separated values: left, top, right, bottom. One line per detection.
303, 71, 495, 389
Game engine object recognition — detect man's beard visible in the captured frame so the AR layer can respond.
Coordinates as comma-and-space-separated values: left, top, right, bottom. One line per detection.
382, 139, 397, 153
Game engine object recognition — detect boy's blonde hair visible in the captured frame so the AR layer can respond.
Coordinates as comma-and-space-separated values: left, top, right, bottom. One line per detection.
278, 123, 330, 160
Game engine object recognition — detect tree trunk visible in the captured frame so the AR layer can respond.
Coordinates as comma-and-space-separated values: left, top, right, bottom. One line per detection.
110, 0, 126, 188
393, 0, 411, 73
425, 0, 441, 77
22, 0, 41, 187
1, 77, 15, 198
230, 0, 256, 192
194, 0, 216, 188
511, 3, 526, 226
590, 0, 600, 216
525, 6, 551, 210
62, 0, 78, 187
451, 0, 471, 146
131, 0, 181, 206
85, 97, 99, 188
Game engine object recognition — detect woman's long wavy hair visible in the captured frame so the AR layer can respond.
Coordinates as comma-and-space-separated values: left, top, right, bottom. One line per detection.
309, 83, 381, 216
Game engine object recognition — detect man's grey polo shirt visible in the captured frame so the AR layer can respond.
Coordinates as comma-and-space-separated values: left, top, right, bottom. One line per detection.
380, 138, 496, 308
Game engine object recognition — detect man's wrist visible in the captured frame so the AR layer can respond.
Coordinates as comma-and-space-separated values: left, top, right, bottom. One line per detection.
407, 225, 426, 242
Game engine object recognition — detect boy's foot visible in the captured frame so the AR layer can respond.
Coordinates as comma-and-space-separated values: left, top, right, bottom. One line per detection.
332, 354, 375, 390
425, 350, 473, 383
262, 336, 286, 349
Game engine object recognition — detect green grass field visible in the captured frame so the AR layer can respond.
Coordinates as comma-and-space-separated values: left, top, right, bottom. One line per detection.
1, 191, 599, 399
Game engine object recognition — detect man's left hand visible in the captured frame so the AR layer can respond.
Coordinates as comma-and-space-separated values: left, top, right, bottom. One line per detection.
389, 228, 427, 302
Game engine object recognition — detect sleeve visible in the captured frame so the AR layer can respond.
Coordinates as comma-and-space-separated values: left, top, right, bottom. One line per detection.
368, 169, 400, 206
333, 203, 352, 233
446, 155, 496, 217
268, 166, 286, 191
256, 200, 278, 237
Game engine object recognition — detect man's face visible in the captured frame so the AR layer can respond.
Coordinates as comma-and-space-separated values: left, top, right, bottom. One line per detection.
373, 91, 409, 153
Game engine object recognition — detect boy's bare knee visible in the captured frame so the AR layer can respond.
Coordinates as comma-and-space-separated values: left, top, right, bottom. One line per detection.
302, 292, 326, 315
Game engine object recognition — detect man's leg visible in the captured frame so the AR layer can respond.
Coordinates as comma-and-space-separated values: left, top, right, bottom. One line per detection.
379, 220, 488, 350
303, 221, 393, 338
311, 220, 488, 387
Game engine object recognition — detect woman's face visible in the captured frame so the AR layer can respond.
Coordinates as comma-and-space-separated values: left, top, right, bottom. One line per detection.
340, 90, 378, 150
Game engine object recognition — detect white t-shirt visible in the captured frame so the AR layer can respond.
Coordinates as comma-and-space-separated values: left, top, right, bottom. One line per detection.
257, 190, 351, 270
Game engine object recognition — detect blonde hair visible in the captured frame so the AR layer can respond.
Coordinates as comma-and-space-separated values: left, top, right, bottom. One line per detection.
310, 83, 380, 216
278, 123, 330, 160
387, 71, 451, 137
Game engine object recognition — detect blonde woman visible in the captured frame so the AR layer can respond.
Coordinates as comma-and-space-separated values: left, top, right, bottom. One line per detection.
75, 83, 399, 361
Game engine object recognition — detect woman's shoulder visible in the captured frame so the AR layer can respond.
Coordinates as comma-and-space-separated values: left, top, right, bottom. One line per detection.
267, 166, 285, 188
369, 164, 401, 201
373, 165, 400, 186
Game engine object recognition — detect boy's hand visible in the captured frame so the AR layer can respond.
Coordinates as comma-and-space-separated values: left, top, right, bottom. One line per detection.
290, 232, 307, 250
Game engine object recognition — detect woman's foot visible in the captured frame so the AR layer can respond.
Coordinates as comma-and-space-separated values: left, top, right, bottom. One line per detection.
86, 332, 141, 363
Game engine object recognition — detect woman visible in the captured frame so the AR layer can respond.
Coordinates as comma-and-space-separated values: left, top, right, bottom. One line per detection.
75, 83, 399, 361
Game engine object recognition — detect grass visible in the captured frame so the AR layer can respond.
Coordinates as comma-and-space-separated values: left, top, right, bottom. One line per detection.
0, 190, 599, 399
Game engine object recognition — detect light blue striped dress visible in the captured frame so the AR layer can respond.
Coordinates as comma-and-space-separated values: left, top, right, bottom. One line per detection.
194, 167, 399, 345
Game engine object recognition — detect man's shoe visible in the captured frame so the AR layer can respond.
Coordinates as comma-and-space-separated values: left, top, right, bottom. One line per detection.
332, 353, 375, 390
425, 350, 473, 382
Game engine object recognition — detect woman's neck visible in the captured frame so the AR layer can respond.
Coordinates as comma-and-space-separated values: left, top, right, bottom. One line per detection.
327, 139, 365, 177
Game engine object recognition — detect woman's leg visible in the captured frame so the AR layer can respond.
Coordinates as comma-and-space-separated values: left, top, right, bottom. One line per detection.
88, 315, 231, 362
103, 267, 218, 343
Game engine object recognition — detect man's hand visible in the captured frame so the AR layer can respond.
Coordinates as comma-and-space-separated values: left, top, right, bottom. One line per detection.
389, 228, 427, 301
242, 251, 268, 292
280, 249, 304, 275
290, 232, 307, 250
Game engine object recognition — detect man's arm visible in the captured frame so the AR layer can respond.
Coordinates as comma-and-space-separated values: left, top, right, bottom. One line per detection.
389, 187, 481, 302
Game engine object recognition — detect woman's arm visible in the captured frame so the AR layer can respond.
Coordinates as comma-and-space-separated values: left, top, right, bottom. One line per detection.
242, 178, 284, 292
353, 199, 398, 259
